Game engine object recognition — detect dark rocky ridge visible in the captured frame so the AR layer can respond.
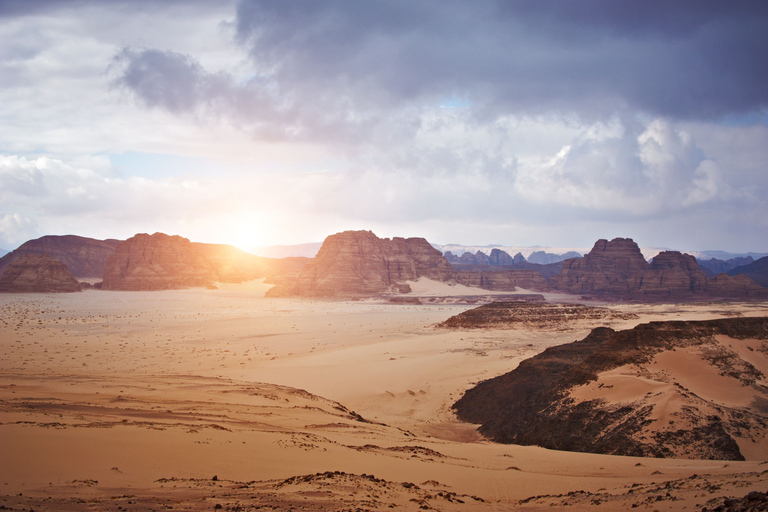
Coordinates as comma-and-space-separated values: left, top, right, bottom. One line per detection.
453, 316, 768, 460
436, 301, 638, 330
0, 235, 120, 278
0, 254, 82, 292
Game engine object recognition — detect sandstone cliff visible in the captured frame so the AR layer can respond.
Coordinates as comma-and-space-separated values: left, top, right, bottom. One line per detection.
0, 235, 120, 278
0, 254, 82, 293
101, 233, 306, 291
266, 230, 453, 297
548, 238, 648, 295
451, 269, 546, 291
549, 238, 767, 298
453, 317, 768, 460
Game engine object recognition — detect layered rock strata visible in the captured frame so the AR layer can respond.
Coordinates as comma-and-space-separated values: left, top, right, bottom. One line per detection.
0, 254, 82, 292
549, 238, 767, 298
451, 269, 546, 291
436, 301, 637, 330
454, 317, 768, 460
266, 230, 453, 297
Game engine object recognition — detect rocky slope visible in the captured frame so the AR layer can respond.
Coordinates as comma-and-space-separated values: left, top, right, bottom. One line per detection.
0, 235, 121, 278
266, 230, 454, 297
549, 238, 767, 298
728, 256, 768, 287
436, 301, 637, 330
102, 233, 306, 291
0, 254, 82, 292
453, 317, 768, 460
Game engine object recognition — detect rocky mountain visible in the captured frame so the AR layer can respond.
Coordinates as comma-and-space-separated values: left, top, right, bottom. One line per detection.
0, 254, 82, 293
102, 233, 307, 291
549, 238, 767, 298
0, 235, 121, 278
527, 250, 582, 264
446, 248, 563, 280
453, 316, 768, 460
728, 256, 768, 287
266, 230, 453, 297
698, 256, 754, 277
451, 269, 546, 291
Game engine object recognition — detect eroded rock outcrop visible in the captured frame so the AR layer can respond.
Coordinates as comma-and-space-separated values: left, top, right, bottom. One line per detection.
451, 269, 546, 291
548, 238, 649, 295
0, 235, 121, 278
549, 238, 767, 298
266, 230, 453, 297
0, 254, 82, 293
101, 233, 305, 291
102, 233, 217, 290
454, 317, 768, 460
436, 301, 637, 330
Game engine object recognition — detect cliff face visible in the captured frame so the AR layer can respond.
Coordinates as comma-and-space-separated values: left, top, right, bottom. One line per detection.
549, 238, 649, 295
454, 317, 768, 460
451, 269, 546, 291
266, 230, 453, 297
102, 233, 217, 290
0, 254, 82, 293
0, 235, 121, 278
101, 233, 304, 291
638, 251, 709, 295
549, 238, 767, 298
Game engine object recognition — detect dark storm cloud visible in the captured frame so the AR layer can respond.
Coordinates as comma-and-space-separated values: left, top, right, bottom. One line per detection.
234, 0, 768, 120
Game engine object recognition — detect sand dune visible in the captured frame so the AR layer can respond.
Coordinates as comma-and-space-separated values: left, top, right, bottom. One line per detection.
2, 284, 768, 510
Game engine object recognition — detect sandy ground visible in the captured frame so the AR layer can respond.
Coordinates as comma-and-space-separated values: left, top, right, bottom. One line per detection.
2, 278, 768, 510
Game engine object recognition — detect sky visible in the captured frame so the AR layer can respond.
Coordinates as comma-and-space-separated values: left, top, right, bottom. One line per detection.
1, 0, 767, 253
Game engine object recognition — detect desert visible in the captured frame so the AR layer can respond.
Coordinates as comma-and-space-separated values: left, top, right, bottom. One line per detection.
3, 4, 768, 510
3, 270, 768, 510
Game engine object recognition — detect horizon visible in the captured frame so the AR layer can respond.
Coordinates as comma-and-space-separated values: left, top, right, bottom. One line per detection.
1, 2, 767, 253
3, 230, 768, 262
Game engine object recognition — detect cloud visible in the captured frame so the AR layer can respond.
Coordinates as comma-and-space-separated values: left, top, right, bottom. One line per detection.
2, 1, 768, 252
0, 213, 38, 249
234, 0, 768, 120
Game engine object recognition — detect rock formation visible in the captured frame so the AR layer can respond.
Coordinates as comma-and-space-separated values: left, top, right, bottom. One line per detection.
638, 251, 709, 295
548, 238, 649, 295
698, 256, 754, 277
0, 235, 121, 278
266, 230, 453, 297
489, 248, 514, 265
0, 254, 82, 292
451, 269, 546, 291
453, 317, 768, 460
549, 238, 767, 298
728, 256, 768, 287
101, 233, 306, 291
436, 301, 637, 330
705, 273, 768, 297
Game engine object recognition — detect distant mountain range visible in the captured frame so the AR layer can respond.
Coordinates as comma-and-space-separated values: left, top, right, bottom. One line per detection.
433, 244, 768, 262
0, 248, 8, 257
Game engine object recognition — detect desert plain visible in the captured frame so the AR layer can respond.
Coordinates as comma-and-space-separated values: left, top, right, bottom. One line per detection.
2, 279, 768, 511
